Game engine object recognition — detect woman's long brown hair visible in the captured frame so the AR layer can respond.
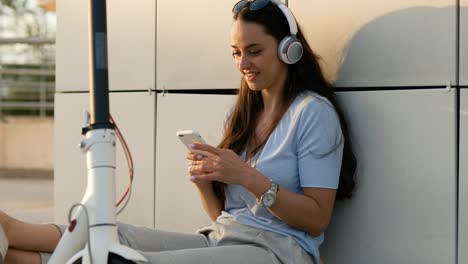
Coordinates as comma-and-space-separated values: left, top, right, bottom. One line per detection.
214, 3, 356, 201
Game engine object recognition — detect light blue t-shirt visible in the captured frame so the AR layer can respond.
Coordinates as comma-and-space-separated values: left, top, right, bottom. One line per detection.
219, 91, 344, 262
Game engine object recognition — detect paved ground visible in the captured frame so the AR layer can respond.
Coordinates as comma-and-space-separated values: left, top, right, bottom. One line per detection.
0, 177, 54, 223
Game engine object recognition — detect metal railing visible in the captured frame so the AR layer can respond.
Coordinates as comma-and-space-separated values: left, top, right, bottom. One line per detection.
0, 37, 55, 118
0, 80, 54, 117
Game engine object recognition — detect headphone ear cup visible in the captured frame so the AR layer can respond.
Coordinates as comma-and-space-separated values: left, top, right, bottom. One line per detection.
278, 36, 303, 64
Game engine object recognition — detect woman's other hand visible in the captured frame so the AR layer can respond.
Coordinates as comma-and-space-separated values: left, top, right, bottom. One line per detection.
186, 152, 212, 189
188, 143, 254, 187
185, 146, 225, 220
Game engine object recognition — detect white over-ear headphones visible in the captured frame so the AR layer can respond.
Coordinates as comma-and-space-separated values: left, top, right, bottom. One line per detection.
233, 0, 304, 64
270, 0, 303, 64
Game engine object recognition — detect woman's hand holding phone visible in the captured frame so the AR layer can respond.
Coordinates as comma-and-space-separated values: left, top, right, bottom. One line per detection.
177, 130, 214, 158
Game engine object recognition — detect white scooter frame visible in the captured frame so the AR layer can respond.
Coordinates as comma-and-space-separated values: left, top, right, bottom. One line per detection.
47, 0, 147, 263
48, 129, 147, 264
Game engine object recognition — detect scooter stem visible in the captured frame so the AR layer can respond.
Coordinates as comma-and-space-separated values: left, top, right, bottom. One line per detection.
48, 0, 147, 262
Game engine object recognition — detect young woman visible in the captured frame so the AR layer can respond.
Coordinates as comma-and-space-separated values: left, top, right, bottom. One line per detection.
0, 0, 356, 263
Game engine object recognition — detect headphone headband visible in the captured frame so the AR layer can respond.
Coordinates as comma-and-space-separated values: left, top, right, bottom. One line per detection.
270, 0, 298, 35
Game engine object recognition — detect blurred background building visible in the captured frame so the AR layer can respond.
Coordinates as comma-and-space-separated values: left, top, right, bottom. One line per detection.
0, 0, 56, 177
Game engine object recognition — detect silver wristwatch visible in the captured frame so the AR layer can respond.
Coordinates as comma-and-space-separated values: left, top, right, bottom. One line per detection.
259, 181, 279, 208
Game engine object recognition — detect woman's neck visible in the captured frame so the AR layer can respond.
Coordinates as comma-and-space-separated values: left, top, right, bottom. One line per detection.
261, 67, 287, 115
261, 89, 282, 117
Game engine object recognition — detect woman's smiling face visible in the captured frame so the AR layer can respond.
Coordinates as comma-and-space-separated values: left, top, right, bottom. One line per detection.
231, 20, 288, 94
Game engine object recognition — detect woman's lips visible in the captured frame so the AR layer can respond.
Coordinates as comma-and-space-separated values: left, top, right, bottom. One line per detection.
244, 72, 258, 81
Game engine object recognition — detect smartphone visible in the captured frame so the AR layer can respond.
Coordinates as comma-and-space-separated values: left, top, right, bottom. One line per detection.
176, 130, 213, 157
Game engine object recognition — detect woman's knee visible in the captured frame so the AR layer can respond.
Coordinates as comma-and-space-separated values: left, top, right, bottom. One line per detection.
0, 211, 13, 240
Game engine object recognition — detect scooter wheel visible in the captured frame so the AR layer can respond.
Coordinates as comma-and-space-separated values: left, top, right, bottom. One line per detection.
72, 253, 136, 264
108, 253, 137, 264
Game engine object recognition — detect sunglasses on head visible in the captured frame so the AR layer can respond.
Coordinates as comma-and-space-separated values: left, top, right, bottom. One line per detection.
232, 0, 272, 14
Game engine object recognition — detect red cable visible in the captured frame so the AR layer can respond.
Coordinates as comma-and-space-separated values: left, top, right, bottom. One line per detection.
110, 115, 134, 207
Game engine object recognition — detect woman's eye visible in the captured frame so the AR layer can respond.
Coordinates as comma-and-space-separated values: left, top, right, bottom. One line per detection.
231, 51, 241, 57
249, 50, 261, 56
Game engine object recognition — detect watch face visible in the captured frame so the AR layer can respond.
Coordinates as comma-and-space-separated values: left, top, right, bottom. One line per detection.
262, 193, 276, 207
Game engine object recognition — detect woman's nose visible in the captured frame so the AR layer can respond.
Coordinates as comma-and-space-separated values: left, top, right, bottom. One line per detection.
238, 55, 251, 71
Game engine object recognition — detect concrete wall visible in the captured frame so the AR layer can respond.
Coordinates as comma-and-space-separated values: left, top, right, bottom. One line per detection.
0, 117, 54, 172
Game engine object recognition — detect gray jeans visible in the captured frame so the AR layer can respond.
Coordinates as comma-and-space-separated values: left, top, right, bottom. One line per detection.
41, 218, 314, 264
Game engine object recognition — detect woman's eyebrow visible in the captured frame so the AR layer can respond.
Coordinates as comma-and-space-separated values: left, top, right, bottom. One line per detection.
231, 43, 262, 49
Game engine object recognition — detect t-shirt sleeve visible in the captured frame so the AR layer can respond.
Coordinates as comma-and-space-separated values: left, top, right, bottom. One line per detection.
297, 98, 344, 189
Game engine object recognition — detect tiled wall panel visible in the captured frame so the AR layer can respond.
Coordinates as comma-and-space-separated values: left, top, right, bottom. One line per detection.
289, 0, 456, 87
459, 90, 468, 264
55, 0, 89, 92
321, 89, 456, 263
157, 0, 240, 90
155, 94, 236, 232
460, 1, 468, 85
56, 0, 155, 92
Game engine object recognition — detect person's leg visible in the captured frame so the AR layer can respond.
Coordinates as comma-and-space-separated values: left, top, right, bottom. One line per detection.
0, 211, 61, 253
39, 223, 211, 264
0, 222, 7, 264
4, 248, 41, 264
117, 222, 208, 252
139, 244, 281, 264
